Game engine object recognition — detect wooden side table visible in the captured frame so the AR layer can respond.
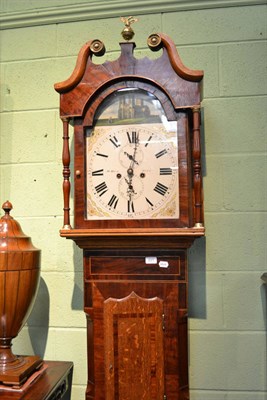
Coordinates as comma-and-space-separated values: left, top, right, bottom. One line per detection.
0, 361, 73, 400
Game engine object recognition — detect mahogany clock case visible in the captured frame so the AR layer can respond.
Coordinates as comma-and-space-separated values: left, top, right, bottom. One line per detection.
55, 30, 205, 400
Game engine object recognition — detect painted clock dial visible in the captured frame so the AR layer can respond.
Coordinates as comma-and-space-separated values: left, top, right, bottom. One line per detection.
85, 89, 179, 220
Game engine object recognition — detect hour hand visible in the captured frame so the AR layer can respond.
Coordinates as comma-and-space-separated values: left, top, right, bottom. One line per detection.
124, 151, 139, 165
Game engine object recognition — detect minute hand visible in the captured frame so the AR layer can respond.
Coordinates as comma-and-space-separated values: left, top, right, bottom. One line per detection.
130, 132, 139, 167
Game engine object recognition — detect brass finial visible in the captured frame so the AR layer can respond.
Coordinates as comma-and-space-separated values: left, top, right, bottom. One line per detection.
120, 16, 138, 41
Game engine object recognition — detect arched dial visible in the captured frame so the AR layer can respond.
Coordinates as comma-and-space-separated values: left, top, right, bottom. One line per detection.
86, 123, 179, 219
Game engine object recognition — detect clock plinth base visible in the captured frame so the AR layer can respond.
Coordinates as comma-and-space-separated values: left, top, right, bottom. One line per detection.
0, 356, 43, 386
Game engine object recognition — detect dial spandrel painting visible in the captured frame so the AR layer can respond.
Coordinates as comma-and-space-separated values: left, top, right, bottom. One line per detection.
86, 89, 179, 220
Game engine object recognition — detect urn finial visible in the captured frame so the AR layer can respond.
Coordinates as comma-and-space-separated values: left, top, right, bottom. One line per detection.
2, 201, 13, 218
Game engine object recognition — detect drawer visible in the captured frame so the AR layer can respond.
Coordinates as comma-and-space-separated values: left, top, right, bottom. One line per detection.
86, 255, 186, 281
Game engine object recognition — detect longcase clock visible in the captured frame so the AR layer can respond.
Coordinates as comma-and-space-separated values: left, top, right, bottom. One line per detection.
55, 18, 204, 400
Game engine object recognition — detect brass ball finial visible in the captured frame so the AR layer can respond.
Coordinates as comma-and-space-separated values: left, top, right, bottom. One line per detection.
120, 16, 138, 41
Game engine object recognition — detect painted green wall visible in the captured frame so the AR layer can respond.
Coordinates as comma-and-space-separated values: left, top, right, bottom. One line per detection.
0, 1, 266, 399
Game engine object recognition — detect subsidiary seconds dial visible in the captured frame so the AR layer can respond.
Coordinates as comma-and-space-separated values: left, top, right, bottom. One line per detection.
86, 123, 179, 219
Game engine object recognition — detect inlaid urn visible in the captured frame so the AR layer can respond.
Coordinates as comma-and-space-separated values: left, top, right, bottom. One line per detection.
0, 201, 42, 386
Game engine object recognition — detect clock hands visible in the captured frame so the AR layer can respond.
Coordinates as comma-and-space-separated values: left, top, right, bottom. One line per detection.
125, 166, 136, 199
124, 133, 140, 204
124, 151, 139, 165
125, 177, 136, 195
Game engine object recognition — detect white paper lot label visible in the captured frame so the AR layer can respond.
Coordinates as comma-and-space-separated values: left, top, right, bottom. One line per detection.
145, 257, 157, 264
159, 261, 169, 268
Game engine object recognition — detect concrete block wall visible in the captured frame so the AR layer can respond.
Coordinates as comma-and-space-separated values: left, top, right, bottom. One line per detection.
0, 1, 266, 399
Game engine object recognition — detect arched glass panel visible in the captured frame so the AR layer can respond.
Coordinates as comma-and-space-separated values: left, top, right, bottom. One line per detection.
94, 88, 165, 125
85, 88, 179, 220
